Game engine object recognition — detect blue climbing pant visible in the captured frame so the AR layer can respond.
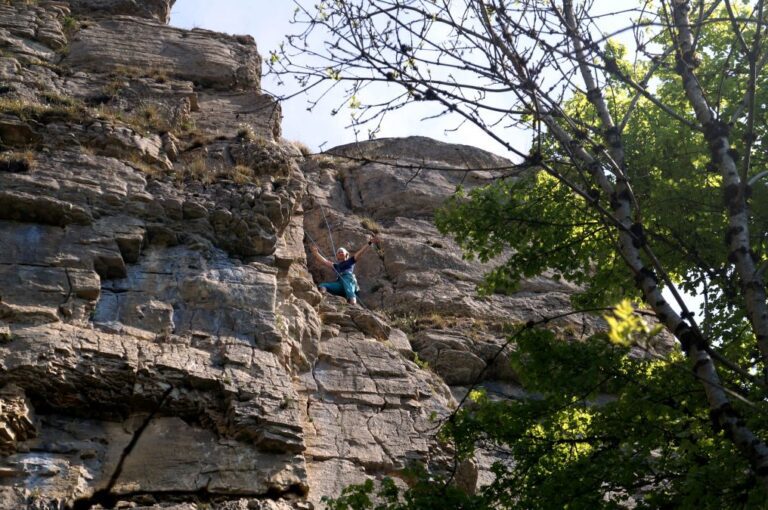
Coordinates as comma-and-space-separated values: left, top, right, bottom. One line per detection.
319, 273, 359, 300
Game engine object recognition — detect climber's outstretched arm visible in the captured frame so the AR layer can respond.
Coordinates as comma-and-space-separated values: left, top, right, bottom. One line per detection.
353, 235, 379, 260
310, 245, 334, 268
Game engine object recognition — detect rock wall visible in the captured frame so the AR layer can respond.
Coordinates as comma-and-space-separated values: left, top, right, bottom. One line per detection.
0, 1, 599, 509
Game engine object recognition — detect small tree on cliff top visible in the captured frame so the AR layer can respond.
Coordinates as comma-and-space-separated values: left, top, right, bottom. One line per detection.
274, 0, 768, 506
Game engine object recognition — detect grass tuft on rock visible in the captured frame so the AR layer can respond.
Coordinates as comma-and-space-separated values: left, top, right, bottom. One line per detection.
0, 150, 35, 173
292, 140, 312, 156
0, 96, 88, 124
360, 216, 382, 233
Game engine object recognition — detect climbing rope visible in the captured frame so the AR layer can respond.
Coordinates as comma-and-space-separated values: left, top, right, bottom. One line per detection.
319, 203, 337, 256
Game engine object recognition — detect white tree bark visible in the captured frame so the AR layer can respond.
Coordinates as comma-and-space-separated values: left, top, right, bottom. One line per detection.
671, 0, 768, 372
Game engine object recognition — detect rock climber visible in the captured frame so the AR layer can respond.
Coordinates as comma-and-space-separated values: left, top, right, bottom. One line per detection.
310, 235, 380, 305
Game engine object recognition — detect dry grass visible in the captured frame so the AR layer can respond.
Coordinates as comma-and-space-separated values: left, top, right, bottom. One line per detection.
187, 135, 215, 150
131, 102, 172, 133
176, 158, 258, 186
210, 164, 257, 185
109, 65, 142, 80
313, 154, 358, 182
229, 164, 255, 184
183, 155, 211, 184
126, 154, 163, 178
102, 78, 125, 98
78, 144, 96, 156
147, 67, 169, 84
1, 95, 176, 137
386, 312, 500, 337
175, 116, 196, 135
388, 312, 442, 334
40, 90, 78, 107
0, 96, 87, 124
94, 100, 180, 135
0, 61, 188, 145
0, 150, 35, 172
93, 103, 124, 121
291, 140, 312, 157
314, 154, 337, 169
236, 123, 260, 143
360, 216, 382, 233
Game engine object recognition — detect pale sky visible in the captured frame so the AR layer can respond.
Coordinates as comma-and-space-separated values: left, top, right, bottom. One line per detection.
170, 1, 648, 157
170, 0, 528, 156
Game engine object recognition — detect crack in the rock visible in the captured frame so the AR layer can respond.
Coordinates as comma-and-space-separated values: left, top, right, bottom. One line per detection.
350, 339, 397, 466
62, 267, 74, 305
365, 403, 395, 468
0, 262, 52, 268
69, 385, 173, 510
305, 361, 320, 436
351, 340, 385, 400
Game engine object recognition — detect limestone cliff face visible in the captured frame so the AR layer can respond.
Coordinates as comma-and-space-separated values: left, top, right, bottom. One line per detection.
0, 2, 600, 509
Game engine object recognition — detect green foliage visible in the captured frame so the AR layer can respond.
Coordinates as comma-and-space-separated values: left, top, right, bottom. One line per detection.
435, 173, 624, 306
443, 329, 768, 509
62, 15, 78, 36
412, 352, 429, 370
323, 470, 487, 510
436, 9, 768, 333
604, 300, 663, 347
